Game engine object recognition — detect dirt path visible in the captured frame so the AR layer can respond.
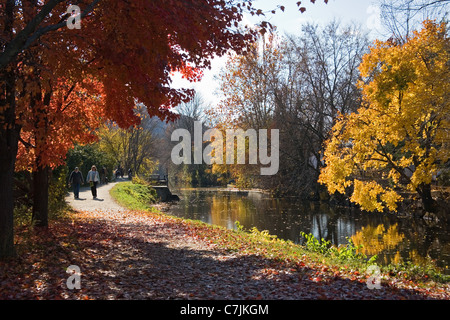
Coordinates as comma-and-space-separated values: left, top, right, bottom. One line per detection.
65, 179, 126, 213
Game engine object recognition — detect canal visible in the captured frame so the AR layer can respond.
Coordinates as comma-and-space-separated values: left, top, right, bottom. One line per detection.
168, 188, 450, 274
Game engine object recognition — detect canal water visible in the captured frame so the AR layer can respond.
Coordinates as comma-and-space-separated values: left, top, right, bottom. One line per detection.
169, 188, 450, 273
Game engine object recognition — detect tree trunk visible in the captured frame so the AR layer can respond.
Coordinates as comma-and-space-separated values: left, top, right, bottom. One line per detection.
417, 183, 436, 213
0, 159, 17, 259
32, 165, 49, 228
0, 44, 18, 259
31, 88, 52, 228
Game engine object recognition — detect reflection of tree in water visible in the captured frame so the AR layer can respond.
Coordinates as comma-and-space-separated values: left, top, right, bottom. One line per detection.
209, 192, 259, 229
396, 219, 450, 272
306, 204, 357, 247
351, 221, 450, 272
351, 224, 405, 265
171, 189, 450, 272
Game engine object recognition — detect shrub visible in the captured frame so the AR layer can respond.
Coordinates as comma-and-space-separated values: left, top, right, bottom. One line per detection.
300, 232, 377, 265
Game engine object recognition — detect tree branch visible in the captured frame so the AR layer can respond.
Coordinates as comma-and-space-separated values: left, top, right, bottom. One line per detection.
19, 136, 36, 149
0, 0, 102, 70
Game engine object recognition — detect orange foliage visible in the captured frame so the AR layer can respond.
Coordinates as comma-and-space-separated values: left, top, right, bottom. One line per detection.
16, 77, 105, 171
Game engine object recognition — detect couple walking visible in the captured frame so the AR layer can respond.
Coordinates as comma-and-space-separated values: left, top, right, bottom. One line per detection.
69, 165, 101, 199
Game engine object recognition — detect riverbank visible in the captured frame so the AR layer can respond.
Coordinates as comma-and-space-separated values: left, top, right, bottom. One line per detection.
1, 180, 448, 300
98, 181, 450, 297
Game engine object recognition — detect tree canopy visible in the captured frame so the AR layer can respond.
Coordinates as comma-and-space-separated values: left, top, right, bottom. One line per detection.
319, 21, 450, 213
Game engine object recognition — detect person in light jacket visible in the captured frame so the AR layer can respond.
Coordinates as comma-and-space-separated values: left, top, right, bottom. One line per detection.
86, 165, 100, 199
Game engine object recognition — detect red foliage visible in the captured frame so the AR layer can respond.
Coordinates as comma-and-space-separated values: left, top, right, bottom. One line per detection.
65, 0, 259, 126
10, 0, 274, 169
16, 77, 105, 171
9, 0, 256, 170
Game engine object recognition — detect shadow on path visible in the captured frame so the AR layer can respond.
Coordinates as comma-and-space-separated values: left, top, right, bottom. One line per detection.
57, 215, 436, 300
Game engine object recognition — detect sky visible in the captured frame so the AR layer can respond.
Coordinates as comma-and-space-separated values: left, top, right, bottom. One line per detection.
172, 0, 383, 108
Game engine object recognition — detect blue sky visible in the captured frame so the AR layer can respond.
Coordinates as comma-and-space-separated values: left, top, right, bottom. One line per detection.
247, 0, 381, 35
172, 0, 382, 108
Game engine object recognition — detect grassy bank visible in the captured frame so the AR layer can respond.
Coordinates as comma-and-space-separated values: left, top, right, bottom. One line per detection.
110, 181, 450, 289
110, 181, 158, 212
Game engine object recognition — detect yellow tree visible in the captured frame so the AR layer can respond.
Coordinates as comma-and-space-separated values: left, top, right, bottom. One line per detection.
207, 32, 284, 187
98, 106, 158, 178
319, 21, 449, 214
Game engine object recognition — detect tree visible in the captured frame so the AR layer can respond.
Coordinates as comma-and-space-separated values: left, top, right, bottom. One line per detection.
319, 21, 449, 214
209, 21, 369, 194
66, 143, 115, 184
15, 77, 105, 227
213, 32, 283, 130
162, 93, 219, 187
208, 32, 284, 187
379, 0, 449, 43
98, 105, 158, 178
273, 21, 369, 196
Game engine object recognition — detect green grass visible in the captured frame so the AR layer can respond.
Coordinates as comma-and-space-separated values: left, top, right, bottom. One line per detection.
110, 181, 158, 212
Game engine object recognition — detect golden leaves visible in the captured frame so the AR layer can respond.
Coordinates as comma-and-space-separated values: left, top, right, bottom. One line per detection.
319, 20, 449, 212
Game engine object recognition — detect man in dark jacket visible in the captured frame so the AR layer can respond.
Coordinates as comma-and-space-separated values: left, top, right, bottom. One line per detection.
69, 167, 84, 199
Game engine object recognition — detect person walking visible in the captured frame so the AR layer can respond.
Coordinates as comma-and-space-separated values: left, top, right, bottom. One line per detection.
100, 166, 108, 184
69, 167, 84, 199
86, 165, 100, 199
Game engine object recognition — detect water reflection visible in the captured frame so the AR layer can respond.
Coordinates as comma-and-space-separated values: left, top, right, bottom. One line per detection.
351, 224, 405, 265
169, 188, 450, 273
